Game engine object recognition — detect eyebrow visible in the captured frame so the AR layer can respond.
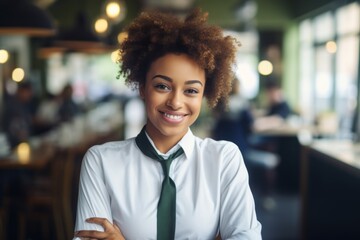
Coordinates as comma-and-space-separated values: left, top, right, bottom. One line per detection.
152, 74, 203, 86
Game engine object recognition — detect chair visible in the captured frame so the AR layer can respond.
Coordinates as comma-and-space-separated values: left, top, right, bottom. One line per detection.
18, 149, 74, 240
0, 207, 6, 240
62, 149, 77, 240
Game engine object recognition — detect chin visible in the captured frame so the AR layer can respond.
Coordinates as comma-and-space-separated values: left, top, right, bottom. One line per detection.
153, 122, 189, 138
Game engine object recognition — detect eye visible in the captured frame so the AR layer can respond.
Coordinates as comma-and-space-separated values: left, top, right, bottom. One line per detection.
185, 88, 199, 95
154, 83, 171, 91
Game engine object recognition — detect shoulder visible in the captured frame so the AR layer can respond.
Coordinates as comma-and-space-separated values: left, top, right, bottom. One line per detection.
88, 137, 134, 152
83, 138, 136, 164
195, 136, 241, 158
195, 137, 246, 180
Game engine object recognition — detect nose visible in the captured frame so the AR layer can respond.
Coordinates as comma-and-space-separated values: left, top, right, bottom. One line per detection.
166, 90, 183, 110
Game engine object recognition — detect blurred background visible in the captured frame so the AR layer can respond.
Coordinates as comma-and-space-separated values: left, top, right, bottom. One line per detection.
0, 0, 359, 239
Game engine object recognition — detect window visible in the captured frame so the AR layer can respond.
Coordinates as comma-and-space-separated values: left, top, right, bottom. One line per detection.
298, 2, 360, 137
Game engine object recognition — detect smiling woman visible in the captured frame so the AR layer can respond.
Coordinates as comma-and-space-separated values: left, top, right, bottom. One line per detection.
74, 8, 262, 240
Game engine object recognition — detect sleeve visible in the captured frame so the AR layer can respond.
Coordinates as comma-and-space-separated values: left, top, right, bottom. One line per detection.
73, 147, 113, 239
219, 143, 262, 240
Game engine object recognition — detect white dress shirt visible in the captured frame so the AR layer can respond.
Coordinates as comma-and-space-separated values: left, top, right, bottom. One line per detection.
74, 128, 262, 239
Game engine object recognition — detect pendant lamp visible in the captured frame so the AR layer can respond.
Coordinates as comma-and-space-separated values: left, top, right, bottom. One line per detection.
55, 11, 115, 54
55, 12, 104, 51
0, 0, 56, 37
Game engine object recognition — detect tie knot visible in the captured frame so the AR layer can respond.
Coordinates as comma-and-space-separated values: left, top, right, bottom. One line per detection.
135, 127, 185, 177
160, 159, 173, 177
159, 147, 184, 177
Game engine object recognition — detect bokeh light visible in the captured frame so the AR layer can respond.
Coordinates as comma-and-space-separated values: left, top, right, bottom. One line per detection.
0, 49, 9, 64
106, 2, 121, 19
117, 31, 128, 44
258, 60, 273, 76
326, 41, 337, 54
17, 142, 31, 164
111, 50, 121, 63
94, 18, 108, 34
12, 68, 25, 82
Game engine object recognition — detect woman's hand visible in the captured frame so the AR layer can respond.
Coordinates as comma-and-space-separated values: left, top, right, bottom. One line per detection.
74, 217, 125, 240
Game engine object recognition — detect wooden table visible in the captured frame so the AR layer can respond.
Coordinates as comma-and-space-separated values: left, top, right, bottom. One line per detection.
0, 144, 55, 171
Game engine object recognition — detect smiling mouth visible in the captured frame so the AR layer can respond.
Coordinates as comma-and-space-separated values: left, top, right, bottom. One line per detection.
160, 111, 187, 121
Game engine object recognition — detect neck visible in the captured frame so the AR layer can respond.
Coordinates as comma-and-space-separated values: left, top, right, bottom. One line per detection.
145, 126, 185, 154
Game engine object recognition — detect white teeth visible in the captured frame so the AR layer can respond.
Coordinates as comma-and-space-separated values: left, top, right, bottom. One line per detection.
164, 113, 182, 120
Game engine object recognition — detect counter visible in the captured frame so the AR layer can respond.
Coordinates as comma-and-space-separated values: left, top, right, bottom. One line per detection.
301, 139, 360, 240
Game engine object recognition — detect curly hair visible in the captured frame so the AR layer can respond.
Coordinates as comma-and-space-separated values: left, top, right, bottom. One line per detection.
118, 9, 237, 108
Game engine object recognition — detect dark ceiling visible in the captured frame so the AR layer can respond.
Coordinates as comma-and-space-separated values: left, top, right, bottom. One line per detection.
45, 0, 355, 36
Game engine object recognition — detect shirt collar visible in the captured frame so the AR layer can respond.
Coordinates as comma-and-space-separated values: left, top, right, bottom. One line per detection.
178, 128, 195, 160
144, 128, 195, 160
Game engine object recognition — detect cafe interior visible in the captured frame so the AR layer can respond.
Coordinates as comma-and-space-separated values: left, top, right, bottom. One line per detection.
0, 0, 359, 239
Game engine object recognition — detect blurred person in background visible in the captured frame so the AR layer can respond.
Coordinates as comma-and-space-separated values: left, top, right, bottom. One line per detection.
251, 80, 292, 153
35, 92, 61, 131
3, 81, 39, 148
212, 78, 254, 153
57, 83, 81, 123
253, 80, 292, 132
264, 80, 291, 119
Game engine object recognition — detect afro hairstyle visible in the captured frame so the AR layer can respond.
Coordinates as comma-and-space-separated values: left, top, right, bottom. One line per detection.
118, 8, 238, 108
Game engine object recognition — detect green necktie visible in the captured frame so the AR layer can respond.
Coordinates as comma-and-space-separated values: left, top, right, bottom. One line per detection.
135, 127, 184, 240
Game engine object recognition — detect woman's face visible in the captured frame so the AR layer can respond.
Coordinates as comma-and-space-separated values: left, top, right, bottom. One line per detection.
140, 53, 206, 150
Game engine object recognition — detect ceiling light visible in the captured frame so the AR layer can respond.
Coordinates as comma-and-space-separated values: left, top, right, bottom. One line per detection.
117, 31, 128, 44
103, 0, 126, 23
258, 60, 273, 76
95, 18, 109, 34
0, 50, 9, 64
56, 12, 105, 51
106, 2, 121, 19
12, 68, 25, 82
